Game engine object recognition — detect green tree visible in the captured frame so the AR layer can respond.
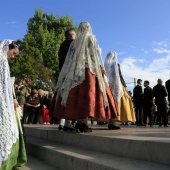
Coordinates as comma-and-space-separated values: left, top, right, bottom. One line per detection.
9, 9, 77, 90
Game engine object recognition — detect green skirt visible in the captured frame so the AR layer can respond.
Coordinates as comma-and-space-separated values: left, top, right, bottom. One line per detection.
0, 116, 27, 170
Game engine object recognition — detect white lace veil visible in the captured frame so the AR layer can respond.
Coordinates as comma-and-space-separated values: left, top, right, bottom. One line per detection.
56, 22, 109, 107
0, 39, 14, 54
104, 51, 124, 102
0, 39, 19, 166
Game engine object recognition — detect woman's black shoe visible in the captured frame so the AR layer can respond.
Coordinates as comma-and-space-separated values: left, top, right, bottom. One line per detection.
164, 124, 169, 127
75, 123, 84, 133
75, 123, 92, 132
58, 125, 63, 130
82, 123, 92, 132
108, 124, 120, 130
97, 122, 108, 125
63, 126, 75, 131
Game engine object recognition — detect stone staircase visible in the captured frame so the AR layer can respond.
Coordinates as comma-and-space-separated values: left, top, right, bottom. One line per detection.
16, 155, 58, 170
18, 124, 170, 170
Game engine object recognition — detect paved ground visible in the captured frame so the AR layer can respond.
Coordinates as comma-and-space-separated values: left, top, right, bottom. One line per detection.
23, 122, 170, 142
21, 123, 170, 170
17, 155, 60, 170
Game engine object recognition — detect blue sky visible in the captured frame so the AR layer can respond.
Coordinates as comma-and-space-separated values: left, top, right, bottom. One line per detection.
1, 0, 170, 91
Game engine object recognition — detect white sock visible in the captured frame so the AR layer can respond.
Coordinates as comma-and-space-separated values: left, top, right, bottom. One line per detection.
59, 119, 65, 126
65, 120, 72, 128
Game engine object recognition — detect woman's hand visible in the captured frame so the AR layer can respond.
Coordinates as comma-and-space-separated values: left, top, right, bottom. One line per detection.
35, 103, 40, 107
101, 67, 107, 76
14, 99, 19, 108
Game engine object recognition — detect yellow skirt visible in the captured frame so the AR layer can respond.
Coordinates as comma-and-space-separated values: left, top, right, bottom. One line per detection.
114, 85, 136, 123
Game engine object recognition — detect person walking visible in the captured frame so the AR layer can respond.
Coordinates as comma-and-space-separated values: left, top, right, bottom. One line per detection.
104, 51, 136, 125
57, 29, 76, 131
52, 22, 119, 132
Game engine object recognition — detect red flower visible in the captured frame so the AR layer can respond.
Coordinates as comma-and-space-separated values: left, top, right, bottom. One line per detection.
25, 77, 31, 82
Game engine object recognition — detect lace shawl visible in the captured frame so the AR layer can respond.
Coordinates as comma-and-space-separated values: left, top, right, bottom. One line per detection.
0, 40, 19, 166
104, 51, 124, 102
56, 22, 109, 107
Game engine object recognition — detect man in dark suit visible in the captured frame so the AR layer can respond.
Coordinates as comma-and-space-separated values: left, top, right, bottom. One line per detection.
57, 29, 76, 131
165, 79, 170, 103
143, 80, 153, 126
153, 79, 168, 127
133, 79, 143, 126
58, 29, 76, 71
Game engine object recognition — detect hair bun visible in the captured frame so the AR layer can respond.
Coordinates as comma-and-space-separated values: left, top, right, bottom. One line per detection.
8, 41, 18, 49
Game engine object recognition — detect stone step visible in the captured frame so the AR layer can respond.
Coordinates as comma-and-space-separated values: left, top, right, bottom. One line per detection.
24, 125, 170, 166
26, 135, 170, 170
16, 154, 58, 170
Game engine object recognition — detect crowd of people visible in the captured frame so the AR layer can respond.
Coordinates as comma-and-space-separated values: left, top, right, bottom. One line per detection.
133, 78, 170, 127
14, 79, 54, 125
13, 77, 170, 129
1, 21, 170, 169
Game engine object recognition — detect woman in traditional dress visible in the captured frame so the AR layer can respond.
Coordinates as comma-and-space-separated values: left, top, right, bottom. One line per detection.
104, 51, 136, 123
52, 22, 119, 132
0, 40, 27, 170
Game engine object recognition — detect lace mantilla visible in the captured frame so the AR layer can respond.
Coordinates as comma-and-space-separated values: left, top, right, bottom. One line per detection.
0, 41, 19, 166
104, 51, 124, 102
56, 22, 109, 107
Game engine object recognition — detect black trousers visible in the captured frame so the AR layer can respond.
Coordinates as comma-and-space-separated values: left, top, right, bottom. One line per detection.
156, 102, 167, 126
27, 107, 40, 124
134, 103, 143, 125
143, 104, 153, 125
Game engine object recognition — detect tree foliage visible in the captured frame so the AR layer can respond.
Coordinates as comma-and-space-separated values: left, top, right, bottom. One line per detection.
9, 9, 76, 90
